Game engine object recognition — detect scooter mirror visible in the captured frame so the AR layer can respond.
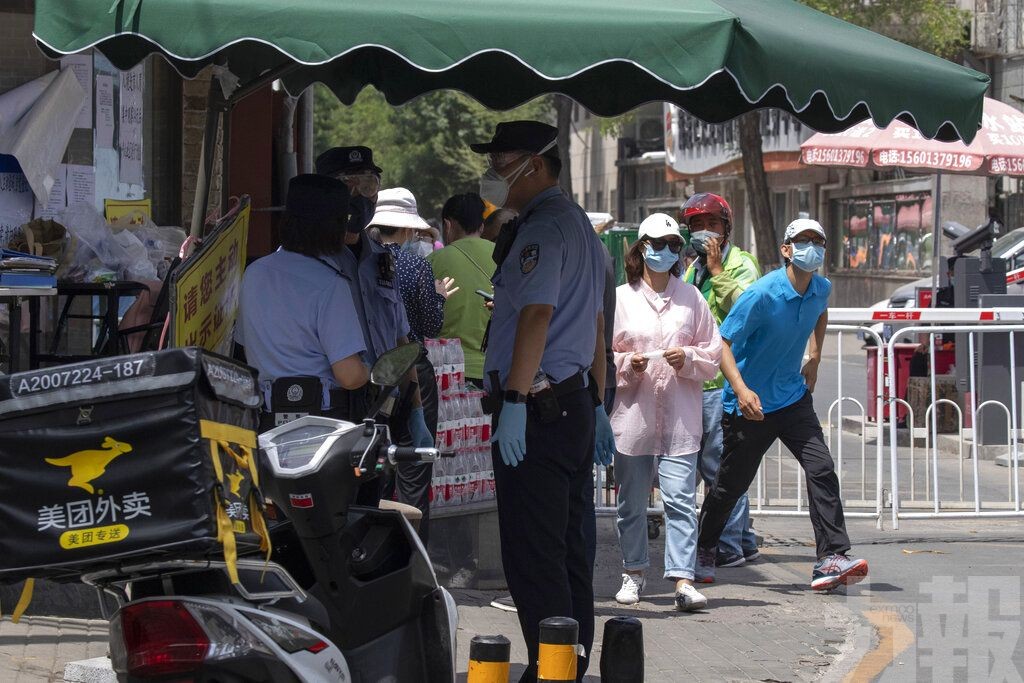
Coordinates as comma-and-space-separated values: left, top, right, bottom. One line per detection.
371, 342, 422, 387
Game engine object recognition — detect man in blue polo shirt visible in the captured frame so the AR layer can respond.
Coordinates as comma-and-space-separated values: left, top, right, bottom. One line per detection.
696, 218, 868, 592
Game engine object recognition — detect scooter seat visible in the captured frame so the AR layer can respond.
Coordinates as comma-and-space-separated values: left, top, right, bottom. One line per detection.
378, 500, 422, 531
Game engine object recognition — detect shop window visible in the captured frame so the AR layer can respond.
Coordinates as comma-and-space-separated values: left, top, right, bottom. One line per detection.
832, 191, 931, 273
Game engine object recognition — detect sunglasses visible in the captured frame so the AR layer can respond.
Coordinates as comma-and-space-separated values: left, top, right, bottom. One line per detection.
339, 173, 381, 197
645, 237, 683, 254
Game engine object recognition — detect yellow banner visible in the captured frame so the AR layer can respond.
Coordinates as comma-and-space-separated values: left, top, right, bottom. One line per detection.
172, 199, 250, 354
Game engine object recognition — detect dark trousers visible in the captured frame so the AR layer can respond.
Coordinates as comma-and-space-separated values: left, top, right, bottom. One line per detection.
493, 388, 595, 683
383, 355, 438, 543
698, 391, 851, 559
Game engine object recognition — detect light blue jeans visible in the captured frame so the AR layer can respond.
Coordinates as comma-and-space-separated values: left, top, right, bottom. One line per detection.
698, 389, 758, 557
615, 451, 698, 581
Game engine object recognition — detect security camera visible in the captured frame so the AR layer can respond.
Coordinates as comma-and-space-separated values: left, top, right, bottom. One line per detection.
952, 217, 1002, 257
942, 221, 968, 240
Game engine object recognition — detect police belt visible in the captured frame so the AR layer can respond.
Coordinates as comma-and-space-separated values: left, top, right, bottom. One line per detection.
482, 370, 591, 416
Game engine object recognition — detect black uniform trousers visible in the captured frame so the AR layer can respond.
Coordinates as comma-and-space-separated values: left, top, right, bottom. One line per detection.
698, 391, 851, 559
492, 387, 595, 683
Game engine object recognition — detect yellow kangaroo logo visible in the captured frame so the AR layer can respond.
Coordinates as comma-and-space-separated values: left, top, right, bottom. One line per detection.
45, 436, 133, 494
225, 471, 245, 497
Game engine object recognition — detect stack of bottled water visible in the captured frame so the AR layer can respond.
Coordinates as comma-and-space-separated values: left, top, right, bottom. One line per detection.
425, 339, 495, 509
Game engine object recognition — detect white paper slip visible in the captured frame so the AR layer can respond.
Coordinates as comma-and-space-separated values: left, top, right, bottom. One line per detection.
642, 350, 665, 359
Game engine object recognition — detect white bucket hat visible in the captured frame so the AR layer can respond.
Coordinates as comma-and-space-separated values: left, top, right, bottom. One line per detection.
369, 187, 439, 239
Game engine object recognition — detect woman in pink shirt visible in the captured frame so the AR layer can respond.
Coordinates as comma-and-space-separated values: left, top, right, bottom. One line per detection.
610, 213, 722, 611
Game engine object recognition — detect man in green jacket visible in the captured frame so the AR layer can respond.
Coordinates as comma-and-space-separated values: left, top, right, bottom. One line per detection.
428, 192, 495, 387
682, 192, 762, 576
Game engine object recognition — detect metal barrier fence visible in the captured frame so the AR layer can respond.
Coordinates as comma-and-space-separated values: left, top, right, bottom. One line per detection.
594, 307, 1024, 532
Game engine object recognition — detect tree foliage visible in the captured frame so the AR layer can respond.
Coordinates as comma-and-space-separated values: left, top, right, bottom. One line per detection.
314, 87, 552, 220
802, 0, 969, 58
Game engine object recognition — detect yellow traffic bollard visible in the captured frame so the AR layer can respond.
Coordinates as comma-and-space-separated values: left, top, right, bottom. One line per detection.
468, 634, 511, 683
537, 616, 578, 682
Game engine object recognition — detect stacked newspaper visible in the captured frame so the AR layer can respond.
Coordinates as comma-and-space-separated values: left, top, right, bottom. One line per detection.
0, 248, 57, 287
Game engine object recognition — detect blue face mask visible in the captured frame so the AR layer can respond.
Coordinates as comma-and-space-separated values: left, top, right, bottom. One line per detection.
689, 230, 719, 255
790, 241, 826, 272
643, 244, 679, 273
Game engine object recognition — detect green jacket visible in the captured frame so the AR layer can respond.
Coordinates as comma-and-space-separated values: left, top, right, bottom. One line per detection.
683, 245, 761, 390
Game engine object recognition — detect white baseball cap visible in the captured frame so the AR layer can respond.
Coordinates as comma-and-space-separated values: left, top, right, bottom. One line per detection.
638, 212, 682, 240
783, 218, 826, 243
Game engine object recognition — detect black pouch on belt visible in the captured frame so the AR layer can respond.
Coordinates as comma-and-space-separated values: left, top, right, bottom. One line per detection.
528, 385, 561, 424
481, 371, 502, 416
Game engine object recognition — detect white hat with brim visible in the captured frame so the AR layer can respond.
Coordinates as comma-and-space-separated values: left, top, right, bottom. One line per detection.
783, 218, 826, 243
368, 187, 438, 238
637, 212, 682, 240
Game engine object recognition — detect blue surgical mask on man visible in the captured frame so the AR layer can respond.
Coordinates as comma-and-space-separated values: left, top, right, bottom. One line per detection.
689, 230, 719, 255
643, 244, 679, 272
790, 241, 826, 272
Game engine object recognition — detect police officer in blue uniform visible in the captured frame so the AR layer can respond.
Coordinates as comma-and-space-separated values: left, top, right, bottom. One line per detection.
315, 146, 434, 502
472, 121, 617, 683
237, 174, 370, 425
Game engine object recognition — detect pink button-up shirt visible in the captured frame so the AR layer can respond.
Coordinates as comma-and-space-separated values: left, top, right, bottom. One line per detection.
611, 277, 722, 457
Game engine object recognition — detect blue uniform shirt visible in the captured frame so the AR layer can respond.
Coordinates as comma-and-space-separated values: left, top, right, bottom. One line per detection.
719, 267, 831, 415
236, 249, 367, 409
329, 232, 410, 365
484, 187, 606, 390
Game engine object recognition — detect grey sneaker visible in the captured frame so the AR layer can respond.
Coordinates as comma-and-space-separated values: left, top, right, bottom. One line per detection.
811, 554, 869, 591
675, 584, 708, 612
615, 573, 645, 605
695, 546, 716, 584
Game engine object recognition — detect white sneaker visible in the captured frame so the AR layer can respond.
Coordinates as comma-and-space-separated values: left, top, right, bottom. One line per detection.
615, 573, 645, 605
675, 583, 708, 612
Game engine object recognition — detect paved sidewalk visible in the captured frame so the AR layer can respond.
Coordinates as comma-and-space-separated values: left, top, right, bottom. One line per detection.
454, 516, 861, 682
0, 616, 107, 683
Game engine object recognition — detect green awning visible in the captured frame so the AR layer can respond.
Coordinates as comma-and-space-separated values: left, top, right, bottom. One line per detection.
34, 0, 989, 142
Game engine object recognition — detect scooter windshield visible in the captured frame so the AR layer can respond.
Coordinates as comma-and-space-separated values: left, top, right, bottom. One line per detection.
269, 424, 337, 470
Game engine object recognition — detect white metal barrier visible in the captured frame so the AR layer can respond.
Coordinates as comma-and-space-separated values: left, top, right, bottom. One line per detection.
594, 308, 1024, 532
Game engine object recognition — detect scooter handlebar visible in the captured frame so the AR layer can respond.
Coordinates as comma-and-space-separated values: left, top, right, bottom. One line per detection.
386, 445, 440, 464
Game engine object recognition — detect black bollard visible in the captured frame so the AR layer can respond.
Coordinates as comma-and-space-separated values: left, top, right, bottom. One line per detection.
599, 616, 644, 683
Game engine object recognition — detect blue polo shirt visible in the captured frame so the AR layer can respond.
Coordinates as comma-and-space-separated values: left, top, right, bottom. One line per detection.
719, 267, 831, 415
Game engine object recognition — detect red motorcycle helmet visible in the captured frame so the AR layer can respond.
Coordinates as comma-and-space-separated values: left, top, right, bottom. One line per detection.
680, 192, 732, 234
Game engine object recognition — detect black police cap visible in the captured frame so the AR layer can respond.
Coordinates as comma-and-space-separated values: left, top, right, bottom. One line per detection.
315, 146, 383, 177
470, 121, 559, 157
285, 174, 349, 221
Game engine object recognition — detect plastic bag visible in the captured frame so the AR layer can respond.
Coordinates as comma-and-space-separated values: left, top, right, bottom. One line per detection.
58, 204, 157, 282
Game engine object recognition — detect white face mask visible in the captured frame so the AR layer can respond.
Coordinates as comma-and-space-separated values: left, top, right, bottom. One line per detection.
479, 139, 557, 207
402, 238, 434, 258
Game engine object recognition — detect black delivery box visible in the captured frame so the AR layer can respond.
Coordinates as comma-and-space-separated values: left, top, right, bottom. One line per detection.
0, 348, 268, 583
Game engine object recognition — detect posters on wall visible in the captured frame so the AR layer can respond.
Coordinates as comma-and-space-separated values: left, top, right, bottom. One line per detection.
60, 54, 93, 130
95, 75, 115, 149
0, 161, 34, 248
67, 164, 95, 210
33, 163, 67, 220
118, 65, 144, 187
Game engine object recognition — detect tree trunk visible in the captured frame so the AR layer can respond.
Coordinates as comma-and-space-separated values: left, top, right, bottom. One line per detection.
738, 110, 778, 270
554, 95, 574, 197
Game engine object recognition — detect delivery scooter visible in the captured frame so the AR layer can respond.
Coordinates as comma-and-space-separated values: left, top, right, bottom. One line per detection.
81, 343, 458, 682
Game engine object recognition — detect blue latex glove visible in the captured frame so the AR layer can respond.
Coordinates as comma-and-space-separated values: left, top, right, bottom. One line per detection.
594, 405, 616, 466
408, 407, 434, 449
491, 401, 527, 467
